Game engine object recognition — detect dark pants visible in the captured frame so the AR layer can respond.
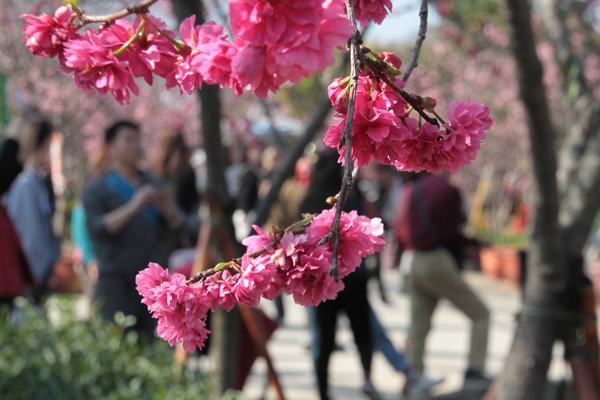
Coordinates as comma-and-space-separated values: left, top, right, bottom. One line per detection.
95, 276, 156, 340
313, 277, 373, 400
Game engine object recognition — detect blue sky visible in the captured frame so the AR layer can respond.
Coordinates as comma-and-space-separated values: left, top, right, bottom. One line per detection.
364, 0, 442, 45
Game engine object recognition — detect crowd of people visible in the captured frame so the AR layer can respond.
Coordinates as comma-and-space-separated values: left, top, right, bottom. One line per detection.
0, 101, 493, 399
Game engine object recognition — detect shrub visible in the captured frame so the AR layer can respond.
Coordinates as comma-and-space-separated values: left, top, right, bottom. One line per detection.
0, 296, 222, 400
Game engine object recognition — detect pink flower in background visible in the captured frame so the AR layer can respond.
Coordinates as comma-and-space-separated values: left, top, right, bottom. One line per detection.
166, 16, 237, 94
21, 4, 77, 62
234, 254, 277, 307
62, 29, 139, 105
354, 0, 393, 26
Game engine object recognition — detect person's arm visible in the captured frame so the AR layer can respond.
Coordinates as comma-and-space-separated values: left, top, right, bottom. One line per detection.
83, 182, 157, 236
103, 185, 158, 234
153, 189, 184, 229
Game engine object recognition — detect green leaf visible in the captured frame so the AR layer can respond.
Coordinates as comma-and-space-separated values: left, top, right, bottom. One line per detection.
64, 0, 79, 8
214, 262, 230, 272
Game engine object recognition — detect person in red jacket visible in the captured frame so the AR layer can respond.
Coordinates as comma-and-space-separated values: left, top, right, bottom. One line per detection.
395, 171, 491, 386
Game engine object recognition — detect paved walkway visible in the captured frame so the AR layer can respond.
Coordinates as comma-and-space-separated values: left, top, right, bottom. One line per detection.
242, 269, 569, 400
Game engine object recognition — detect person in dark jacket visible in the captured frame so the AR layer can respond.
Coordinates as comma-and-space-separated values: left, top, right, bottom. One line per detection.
82, 120, 182, 339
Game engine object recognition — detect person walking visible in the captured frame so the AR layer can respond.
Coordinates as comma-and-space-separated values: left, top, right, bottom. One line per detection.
395, 171, 491, 387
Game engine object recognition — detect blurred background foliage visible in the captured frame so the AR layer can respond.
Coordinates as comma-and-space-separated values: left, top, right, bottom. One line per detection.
0, 296, 242, 400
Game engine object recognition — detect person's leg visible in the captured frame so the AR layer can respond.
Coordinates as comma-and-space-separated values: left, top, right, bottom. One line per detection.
369, 304, 410, 372
417, 249, 490, 373
342, 279, 373, 380
407, 251, 439, 373
314, 300, 338, 400
274, 291, 285, 323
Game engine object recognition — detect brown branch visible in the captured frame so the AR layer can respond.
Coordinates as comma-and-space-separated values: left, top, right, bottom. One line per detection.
401, 0, 428, 83
361, 54, 439, 126
75, 0, 159, 27
325, 0, 360, 284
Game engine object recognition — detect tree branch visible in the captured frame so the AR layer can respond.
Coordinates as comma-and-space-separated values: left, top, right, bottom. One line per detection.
76, 0, 159, 27
361, 55, 439, 126
325, 0, 360, 283
401, 0, 428, 83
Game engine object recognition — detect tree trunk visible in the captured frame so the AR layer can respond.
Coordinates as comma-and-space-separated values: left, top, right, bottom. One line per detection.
169, 0, 240, 395
495, 0, 566, 398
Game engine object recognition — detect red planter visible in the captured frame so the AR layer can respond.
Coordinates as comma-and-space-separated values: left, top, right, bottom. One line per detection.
480, 245, 521, 287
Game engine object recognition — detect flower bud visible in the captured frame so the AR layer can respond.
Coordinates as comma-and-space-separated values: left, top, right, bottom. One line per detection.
422, 96, 437, 111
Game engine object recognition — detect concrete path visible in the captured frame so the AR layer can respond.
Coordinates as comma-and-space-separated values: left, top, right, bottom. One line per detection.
242, 269, 568, 400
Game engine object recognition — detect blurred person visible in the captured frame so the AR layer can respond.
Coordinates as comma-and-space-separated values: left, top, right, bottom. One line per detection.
150, 130, 201, 254
395, 171, 491, 386
5, 116, 59, 303
264, 156, 313, 325
302, 149, 380, 400
0, 104, 40, 308
233, 143, 263, 240
82, 120, 183, 339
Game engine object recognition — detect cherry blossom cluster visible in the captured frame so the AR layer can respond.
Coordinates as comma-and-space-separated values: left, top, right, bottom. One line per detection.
325, 52, 494, 173
136, 210, 385, 352
21, 0, 397, 103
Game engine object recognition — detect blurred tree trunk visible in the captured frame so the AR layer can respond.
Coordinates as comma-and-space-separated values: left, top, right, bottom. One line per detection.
496, 0, 600, 399
169, 1, 240, 397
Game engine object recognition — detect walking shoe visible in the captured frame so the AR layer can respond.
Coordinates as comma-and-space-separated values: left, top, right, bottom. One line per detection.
402, 371, 444, 399
362, 379, 383, 400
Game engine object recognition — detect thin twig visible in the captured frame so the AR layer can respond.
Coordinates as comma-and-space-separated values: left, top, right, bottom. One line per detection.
401, 0, 429, 83
75, 0, 159, 27
326, 0, 360, 284
361, 54, 438, 126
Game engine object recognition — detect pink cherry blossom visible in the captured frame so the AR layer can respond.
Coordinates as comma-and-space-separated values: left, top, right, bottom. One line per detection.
354, 0, 393, 26
229, 0, 353, 98
328, 76, 350, 114
62, 29, 139, 105
21, 4, 77, 63
270, 231, 307, 270
233, 254, 277, 307
100, 16, 178, 85
325, 75, 410, 168
446, 98, 494, 140
307, 209, 385, 278
166, 16, 237, 94
136, 262, 170, 307
241, 224, 275, 253
204, 270, 239, 312
146, 273, 213, 353
282, 245, 343, 307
